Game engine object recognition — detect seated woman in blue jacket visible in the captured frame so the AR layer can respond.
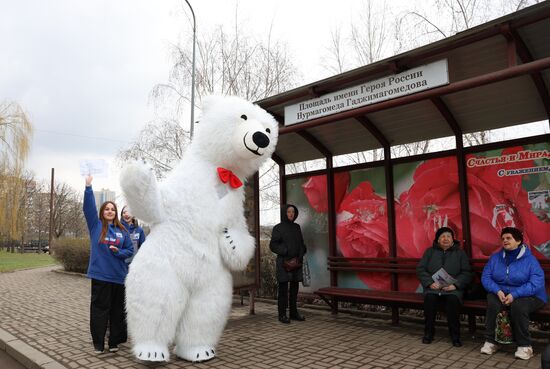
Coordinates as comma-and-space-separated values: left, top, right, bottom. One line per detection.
84, 175, 134, 354
480, 227, 546, 361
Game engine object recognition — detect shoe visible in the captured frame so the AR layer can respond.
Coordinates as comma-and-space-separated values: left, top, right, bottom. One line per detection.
480, 341, 498, 355
452, 339, 462, 347
290, 313, 305, 321
422, 336, 433, 344
515, 346, 534, 360
93, 344, 104, 354
278, 316, 290, 324
108, 345, 119, 353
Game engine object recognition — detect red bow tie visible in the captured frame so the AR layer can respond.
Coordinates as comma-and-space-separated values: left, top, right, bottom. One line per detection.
217, 167, 243, 189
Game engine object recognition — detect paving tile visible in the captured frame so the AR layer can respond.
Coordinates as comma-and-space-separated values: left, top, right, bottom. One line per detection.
1, 266, 548, 369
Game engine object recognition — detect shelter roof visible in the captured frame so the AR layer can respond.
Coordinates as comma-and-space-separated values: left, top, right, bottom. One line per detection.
257, 2, 550, 164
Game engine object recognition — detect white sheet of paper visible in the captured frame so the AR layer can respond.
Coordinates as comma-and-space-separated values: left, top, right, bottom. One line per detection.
79, 159, 109, 178
432, 267, 458, 288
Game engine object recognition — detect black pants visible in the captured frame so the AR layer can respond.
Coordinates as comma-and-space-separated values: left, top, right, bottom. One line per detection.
484, 293, 544, 346
278, 281, 299, 317
423, 293, 461, 340
542, 343, 550, 369
90, 279, 127, 348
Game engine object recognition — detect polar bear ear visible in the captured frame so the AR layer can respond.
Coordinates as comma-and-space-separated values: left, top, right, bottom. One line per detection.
201, 95, 224, 113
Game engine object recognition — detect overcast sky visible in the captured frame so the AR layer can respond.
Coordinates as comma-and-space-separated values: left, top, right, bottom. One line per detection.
1, 0, 547, 223
1, 0, 389, 195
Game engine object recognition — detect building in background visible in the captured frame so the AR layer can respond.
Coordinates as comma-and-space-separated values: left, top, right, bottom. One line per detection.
93, 189, 116, 213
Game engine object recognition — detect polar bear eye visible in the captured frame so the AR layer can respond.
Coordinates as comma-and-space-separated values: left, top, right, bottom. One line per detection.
240, 114, 247, 120
265, 128, 271, 134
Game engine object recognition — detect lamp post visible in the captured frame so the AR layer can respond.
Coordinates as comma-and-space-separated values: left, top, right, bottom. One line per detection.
183, 0, 197, 140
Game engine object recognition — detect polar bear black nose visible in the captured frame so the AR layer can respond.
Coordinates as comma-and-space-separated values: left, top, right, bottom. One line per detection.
252, 132, 270, 148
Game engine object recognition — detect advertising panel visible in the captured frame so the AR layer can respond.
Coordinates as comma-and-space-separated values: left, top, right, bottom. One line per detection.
466, 143, 550, 259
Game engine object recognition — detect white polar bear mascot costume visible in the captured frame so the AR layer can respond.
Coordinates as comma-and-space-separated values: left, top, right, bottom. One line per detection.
120, 95, 278, 363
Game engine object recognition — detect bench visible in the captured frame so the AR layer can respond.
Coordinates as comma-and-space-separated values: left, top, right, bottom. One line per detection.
315, 257, 550, 333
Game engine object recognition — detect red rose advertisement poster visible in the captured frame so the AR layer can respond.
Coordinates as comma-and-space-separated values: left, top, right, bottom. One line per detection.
286, 142, 549, 293
334, 167, 391, 290
466, 143, 550, 259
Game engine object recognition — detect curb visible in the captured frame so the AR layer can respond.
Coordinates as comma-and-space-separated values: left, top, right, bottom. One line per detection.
51, 269, 87, 278
0, 328, 67, 369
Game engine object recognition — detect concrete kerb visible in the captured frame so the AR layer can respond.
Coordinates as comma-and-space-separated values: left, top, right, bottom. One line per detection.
0, 328, 67, 369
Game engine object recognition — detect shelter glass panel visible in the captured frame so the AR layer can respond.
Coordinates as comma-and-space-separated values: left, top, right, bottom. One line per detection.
286, 175, 329, 292
334, 167, 391, 290
394, 156, 461, 292
466, 142, 550, 259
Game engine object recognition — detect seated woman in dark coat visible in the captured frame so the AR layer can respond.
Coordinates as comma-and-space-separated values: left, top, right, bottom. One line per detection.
480, 227, 546, 361
416, 227, 472, 347
269, 204, 307, 324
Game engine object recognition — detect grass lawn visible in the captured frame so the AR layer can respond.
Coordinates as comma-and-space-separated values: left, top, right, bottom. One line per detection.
0, 250, 58, 272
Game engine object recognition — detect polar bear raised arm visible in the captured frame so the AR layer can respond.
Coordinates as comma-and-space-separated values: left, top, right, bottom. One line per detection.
120, 162, 165, 225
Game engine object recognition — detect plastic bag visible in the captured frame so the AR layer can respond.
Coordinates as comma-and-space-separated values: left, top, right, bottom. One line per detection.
495, 309, 513, 344
302, 256, 311, 287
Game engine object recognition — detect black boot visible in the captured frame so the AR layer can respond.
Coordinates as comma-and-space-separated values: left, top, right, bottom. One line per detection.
278, 316, 290, 324
290, 312, 305, 321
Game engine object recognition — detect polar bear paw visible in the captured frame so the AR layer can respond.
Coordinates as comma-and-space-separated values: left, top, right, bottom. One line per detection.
175, 345, 216, 363
134, 343, 169, 362
222, 227, 236, 250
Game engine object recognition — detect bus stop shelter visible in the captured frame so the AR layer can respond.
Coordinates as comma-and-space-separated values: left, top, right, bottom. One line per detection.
252, 2, 550, 304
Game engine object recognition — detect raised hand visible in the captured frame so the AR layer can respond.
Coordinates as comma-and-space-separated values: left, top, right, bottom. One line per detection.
86, 175, 93, 187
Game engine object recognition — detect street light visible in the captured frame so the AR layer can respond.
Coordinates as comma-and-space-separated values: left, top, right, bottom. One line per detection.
183, 0, 197, 140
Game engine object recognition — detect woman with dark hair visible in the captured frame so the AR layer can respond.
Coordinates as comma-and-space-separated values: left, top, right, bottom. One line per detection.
120, 206, 146, 264
269, 204, 307, 324
480, 227, 546, 360
84, 175, 134, 354
416, 227, 472, 347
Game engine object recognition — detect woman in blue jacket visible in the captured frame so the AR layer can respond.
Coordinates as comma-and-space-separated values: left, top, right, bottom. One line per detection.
83, 175, 134, 354
120, 206, 146, 264
480, 227, 546, 361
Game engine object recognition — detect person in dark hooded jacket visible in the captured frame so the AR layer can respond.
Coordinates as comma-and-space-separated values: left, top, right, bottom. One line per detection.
416, 226, 472, 347
270, 204, 307, 324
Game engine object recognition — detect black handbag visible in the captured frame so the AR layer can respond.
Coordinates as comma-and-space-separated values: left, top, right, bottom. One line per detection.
283, 257, 302, 272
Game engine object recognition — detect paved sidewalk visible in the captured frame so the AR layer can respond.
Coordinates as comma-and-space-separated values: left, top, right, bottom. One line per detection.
0, 266, 545, 369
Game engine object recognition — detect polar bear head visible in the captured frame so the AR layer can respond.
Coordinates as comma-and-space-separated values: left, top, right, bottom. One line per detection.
191, 95, 279, 178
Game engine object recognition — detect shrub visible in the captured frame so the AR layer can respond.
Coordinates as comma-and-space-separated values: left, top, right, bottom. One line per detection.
52, 238, 89, 273
259, 239, 278, 299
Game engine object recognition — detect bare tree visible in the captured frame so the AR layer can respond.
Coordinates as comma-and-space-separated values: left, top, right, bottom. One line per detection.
51, 182, 85, 239
117, 120, 189, 179
323, 0, 392, 75
0, 101, 32, 171
119, 8, 301, 212
0, 101, 33, 249
403, 0, 542, 49
151, 9, 300, 122
30, 182, 51, 250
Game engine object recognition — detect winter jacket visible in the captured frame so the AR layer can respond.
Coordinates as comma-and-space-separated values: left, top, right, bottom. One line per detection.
416, 240, 473, 301
482, 244, 547, 303
83, 186, 133, 285
120, 220, 146, 264
270, 204, 307, 283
